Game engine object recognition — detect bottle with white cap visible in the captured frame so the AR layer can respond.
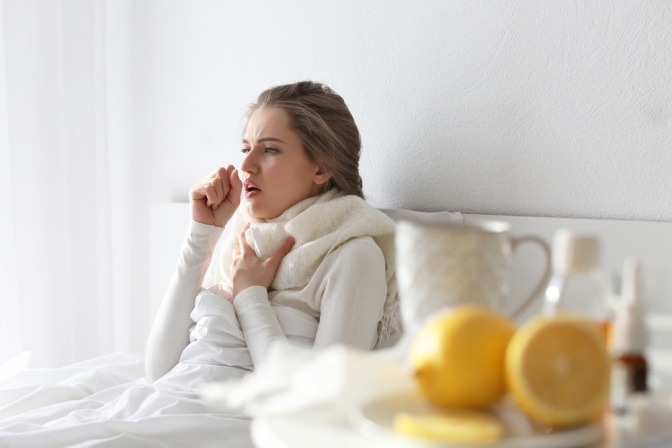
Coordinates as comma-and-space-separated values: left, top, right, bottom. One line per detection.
542, 229, 612, 342
610, 257, 649, 415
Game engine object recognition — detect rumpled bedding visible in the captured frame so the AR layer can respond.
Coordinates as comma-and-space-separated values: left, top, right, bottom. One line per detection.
0, 289, 317, 447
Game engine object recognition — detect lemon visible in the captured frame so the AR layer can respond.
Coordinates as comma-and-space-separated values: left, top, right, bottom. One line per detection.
506, 315, 610, 427
410, 305, 515, 408
394, 409, 505, 443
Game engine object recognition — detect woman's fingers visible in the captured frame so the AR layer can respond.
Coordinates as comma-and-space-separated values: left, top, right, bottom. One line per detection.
191, 175, 217, 200
204, 183, 219, 207
193, 167, 234, 208
190, 165, 240, 227
237, 224, 253, 256
230, 229, 295, 297
190, 179, 205, 199
210, 168, 227, 207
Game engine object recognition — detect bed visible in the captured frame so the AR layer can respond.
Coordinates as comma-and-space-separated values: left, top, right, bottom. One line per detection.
0, 203, 670, 447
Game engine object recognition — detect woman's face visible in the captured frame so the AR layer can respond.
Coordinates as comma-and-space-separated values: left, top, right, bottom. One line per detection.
240, 107, 330, 219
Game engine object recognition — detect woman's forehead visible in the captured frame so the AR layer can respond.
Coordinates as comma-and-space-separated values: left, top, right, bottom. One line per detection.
244, 107, 292, 141
248, 107, 289, 126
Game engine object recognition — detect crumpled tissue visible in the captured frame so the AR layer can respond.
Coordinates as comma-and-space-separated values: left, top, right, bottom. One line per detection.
200, 342, 415, 420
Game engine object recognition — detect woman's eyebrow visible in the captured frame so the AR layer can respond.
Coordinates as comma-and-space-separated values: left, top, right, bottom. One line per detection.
242, 137, 286, 144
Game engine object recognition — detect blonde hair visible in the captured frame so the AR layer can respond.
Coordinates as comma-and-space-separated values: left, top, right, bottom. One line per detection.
247, 81, 364, 198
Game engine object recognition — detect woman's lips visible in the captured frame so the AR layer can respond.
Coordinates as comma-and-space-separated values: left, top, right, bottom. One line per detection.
245, 189, 260, 199
244, 181, 261, 199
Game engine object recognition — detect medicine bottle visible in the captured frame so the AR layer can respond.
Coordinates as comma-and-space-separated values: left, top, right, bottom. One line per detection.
542, 229, 612, 343
610, 257, 648, 415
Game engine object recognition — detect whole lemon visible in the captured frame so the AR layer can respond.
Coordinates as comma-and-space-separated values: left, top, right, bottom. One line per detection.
410, 305, 515, 408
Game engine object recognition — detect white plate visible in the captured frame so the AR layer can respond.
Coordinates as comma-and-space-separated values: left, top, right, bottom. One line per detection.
350, 391, 603, 448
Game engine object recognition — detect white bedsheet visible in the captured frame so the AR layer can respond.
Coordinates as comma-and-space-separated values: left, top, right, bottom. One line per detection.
0, 289, 317, 447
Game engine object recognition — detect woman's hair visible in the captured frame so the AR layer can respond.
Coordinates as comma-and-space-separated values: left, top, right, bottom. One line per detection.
246, 81, 364, 198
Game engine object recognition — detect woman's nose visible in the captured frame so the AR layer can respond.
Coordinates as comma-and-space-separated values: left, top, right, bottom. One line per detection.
240, 149, 258, 174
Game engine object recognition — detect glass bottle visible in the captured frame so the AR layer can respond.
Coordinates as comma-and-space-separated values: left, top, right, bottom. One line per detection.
543, 229, 612, 343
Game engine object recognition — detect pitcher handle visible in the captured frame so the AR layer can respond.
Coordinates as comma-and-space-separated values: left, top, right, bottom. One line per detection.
509, 235, 552, 320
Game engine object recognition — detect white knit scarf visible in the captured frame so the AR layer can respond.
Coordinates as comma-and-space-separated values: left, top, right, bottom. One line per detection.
212, 189, 399, 348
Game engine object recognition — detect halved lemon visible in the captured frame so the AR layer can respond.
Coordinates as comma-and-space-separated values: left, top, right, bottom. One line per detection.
506, 314, 610, 428
394, 409, 505, 443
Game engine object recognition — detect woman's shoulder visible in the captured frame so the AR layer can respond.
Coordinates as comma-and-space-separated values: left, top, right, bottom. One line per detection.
304, 236, 386, 299
340, 235, 382, 253
325, 236, 384, 267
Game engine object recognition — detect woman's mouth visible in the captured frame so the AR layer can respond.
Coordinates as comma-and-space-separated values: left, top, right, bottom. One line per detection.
244, 181, 261, 198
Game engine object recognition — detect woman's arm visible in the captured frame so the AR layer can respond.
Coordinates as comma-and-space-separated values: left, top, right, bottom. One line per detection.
313, 237, 387, 350
145, 221, 223, 382
229, 227, 295, 367
146, 165, 241, 382
234, 237, 387, 367
233, 286, 287, 367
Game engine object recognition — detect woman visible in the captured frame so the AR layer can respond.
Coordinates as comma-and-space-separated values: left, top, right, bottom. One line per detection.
146, 81, 398, 381
0, 81, 397, 447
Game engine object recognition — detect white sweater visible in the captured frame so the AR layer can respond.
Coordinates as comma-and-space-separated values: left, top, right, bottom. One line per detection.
145, 221, 387, 381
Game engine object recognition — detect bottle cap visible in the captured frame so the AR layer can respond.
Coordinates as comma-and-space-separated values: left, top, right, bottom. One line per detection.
552, 229, 600, 273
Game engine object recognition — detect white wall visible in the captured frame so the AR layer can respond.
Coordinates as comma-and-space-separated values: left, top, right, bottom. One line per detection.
133, 1, 671, 216
130, 1, 672, 327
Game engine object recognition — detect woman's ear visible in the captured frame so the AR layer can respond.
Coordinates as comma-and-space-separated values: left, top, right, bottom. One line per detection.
313, 166, 333, 186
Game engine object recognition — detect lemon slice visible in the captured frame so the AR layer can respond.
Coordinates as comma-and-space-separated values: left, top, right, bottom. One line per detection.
410, 305, 515, 408
506, 315, 610, 428
394, 409, 505, 443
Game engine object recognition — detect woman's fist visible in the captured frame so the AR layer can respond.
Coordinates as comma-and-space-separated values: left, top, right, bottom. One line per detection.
190, 165, 242, 227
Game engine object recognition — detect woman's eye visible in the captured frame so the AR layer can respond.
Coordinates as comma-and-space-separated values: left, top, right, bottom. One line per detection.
241, 148, 250, 154
264, 147, 279, 153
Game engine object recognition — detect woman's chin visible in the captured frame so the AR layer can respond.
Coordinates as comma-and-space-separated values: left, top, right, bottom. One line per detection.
245, 202, 278, 220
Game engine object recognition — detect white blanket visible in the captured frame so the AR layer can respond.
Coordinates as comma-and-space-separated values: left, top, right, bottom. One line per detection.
0, 289, 317, 447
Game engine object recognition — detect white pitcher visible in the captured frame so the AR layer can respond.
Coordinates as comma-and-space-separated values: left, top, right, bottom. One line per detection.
395, 217, 551, 332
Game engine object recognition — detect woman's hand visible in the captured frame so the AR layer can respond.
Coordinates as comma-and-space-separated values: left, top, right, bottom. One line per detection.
190, 165, 242, 227
231, 224, 295, 298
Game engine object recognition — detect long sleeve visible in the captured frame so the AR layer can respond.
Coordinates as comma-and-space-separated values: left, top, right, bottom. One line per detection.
233, 237, 387, 368
233, 286, 287, 368
145, 221, 223, 382
313, 237, 387, 350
